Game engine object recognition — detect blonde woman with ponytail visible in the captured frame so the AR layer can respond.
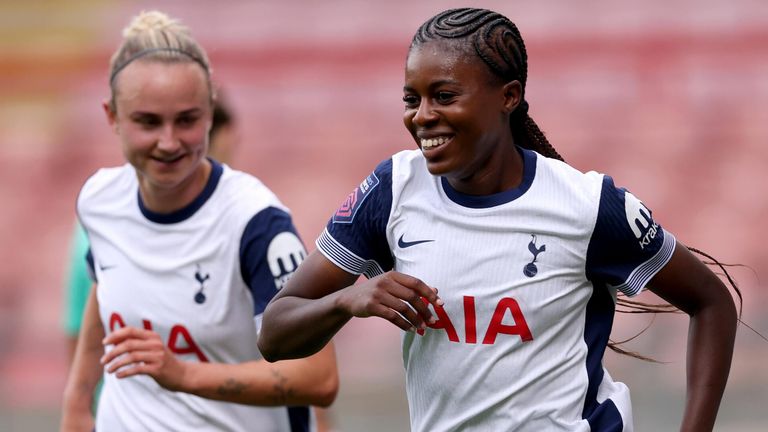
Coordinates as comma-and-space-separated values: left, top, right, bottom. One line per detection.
61, 11, 337, 432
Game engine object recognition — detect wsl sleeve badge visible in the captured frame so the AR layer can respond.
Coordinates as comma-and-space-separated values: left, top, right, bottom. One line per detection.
333, 172, 380, 224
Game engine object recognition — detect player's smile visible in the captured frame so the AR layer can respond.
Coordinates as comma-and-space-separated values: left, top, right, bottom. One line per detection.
149, 152, 188, 168
418, 135, 453, 152
146, 154, 192, 180
403, 40, 523, 195
107, 60, 212, 211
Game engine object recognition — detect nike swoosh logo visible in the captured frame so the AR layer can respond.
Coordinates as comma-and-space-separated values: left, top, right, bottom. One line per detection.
398, 234, 434, 249
99, 264, 116, 271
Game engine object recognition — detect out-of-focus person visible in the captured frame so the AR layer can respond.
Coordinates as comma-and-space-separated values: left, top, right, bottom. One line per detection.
61, 10, 338, 432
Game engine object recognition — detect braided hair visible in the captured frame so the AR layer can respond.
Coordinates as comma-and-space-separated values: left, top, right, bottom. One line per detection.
411, 8, 563, 161
410, 8, 746, 359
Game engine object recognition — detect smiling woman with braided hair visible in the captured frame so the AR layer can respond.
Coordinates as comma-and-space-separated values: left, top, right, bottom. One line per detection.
258, 8, 738, 432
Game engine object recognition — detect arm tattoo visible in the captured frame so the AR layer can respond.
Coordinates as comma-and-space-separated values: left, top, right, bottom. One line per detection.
213, 370, 296, 404
216, 378, 247, 396
268, 369, 295, 405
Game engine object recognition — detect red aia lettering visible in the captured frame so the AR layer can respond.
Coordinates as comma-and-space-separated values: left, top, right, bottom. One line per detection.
168, 325, 209, 362
464, 296, 477, 344
108, 312, 208, 362
482, 297, 533, 344
416, 296, 532, 344
416, 298, 459, 342
109, 312, 126, 332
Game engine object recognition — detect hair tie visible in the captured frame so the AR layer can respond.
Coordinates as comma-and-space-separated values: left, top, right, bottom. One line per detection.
110, 47, 208, 85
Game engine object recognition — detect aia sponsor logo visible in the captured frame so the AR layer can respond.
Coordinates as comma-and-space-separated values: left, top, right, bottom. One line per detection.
333, 173, 379, 224
416, 295, 533, 344
109, 312, 209, 362
624, 191, 659, 249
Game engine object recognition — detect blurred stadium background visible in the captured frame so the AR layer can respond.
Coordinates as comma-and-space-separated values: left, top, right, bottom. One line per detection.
1, 0, 766, 430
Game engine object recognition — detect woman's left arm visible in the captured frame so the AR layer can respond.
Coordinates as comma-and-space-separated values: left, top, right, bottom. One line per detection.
647, 242, 737, 432
101, 327, 339, 407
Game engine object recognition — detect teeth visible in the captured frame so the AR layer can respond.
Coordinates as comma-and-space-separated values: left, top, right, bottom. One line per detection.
420, 136, 448, 149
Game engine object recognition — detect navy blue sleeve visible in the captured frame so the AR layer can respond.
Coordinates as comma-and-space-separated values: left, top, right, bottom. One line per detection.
316, 158, 394, 278
239, 207, 306, 316
85, 248, 97, 283
585, 175, 676, 297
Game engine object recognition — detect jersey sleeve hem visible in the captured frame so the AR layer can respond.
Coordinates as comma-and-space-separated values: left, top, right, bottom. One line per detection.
316, 228, 385, 278
610, 229, 676, 297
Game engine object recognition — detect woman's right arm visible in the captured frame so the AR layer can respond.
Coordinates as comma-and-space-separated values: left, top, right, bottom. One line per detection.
61, 284, 104, 432
257, 250, 441, 362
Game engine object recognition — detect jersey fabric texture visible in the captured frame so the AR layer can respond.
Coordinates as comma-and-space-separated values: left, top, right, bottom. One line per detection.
78, 159, 312, 432
317, 147, 676, 432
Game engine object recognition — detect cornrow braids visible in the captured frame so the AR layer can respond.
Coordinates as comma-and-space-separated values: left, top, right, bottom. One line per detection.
410, 8, 563, 161
413, 8, 748, 361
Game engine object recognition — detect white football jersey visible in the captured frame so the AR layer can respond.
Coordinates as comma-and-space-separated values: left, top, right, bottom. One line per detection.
317, 148, 675, 432
78, 160, 313, 432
